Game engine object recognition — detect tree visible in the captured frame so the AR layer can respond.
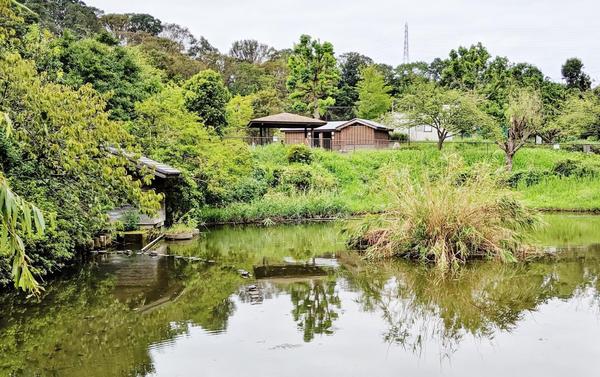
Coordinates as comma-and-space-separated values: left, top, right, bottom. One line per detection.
0, 54, 161, 288
184, 70, 231, 135
440, 42, 491, 90
130, 35, 205, 81
126, 13, 162, 35
547, 93, 600, 141
393, 61, 431, 96
561, 58, 592, 91
287, 35, 339, 119
333, 52, 373, 119
495, 88, 543, 171
22, 0, 101, 37
229, 39, 275, 64
223, 59, 267, 96
226, 94, 254, 134
399, 82, 491, 150
356, 66, 392, 119
251, 88, 285, 118
99, 13, 162, 42
133, 85, 255, 207
58, 36, 163, 120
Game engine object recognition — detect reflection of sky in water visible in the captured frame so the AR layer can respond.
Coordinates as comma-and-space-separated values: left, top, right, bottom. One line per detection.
146, 281, 600, 377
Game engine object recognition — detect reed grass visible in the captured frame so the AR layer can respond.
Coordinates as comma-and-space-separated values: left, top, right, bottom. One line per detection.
344, 157, 539, 270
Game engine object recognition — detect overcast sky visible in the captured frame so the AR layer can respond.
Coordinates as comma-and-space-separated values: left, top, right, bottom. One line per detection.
86, 0, 599, 84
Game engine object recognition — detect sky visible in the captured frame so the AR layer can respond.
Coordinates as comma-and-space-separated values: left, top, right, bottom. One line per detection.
86, 0, 599, 84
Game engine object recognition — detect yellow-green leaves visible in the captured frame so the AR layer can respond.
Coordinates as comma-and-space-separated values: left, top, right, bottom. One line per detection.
0, 111, 13, 137
0, 175, 45, 294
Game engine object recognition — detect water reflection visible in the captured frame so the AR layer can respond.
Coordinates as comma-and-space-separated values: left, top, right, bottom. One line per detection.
0, 217, 599, 376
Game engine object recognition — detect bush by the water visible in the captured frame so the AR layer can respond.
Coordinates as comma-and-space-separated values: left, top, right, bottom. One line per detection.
345, 157, 539, 270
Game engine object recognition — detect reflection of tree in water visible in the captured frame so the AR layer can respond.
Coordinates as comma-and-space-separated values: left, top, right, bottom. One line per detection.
0, 258, 242, 377
343, 245, 600, 358
288, 278, 341, 342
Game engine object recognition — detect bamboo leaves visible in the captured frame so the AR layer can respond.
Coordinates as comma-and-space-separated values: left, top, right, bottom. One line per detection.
0, 174, 45, 293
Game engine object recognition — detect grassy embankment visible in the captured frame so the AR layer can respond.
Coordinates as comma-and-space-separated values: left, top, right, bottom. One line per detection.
198, 143, 600, 224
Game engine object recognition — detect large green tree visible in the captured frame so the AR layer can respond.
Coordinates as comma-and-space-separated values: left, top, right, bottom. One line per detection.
226, 94, 254, 134
99, 13, 163, 42
133, 85, 255, 207
399, 82, 491, 150
184, 69, 231, 135
22, 0, 101, 37
333, 52, 373, 119
561, 58, 592, 91
393, 61, 431, 96
58, 35, 163, 120
440, 42, 491, 90
287, 35, 340, 119
548, 93, 600, 141
356, 65, 392, 119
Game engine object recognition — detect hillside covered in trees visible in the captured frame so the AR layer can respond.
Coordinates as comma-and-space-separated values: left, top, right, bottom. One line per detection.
0, 0, 599, 292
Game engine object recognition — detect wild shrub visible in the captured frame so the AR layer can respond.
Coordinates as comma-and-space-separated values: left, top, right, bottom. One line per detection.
344, 156, 539, 270
273, 164, 338, 193
389, 131, 409, 142
278, 165, 313, 191
507, 169, 550, 187
287, 144, 313, 164
552, 158, 600, 178
120, 209, 140, 231
552, 159, 580, 177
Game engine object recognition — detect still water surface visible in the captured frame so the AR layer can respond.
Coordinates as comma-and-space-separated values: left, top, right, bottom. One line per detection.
1, 214, 600, 376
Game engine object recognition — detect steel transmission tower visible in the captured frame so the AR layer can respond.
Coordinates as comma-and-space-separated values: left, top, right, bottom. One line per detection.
403, 22, 409, 64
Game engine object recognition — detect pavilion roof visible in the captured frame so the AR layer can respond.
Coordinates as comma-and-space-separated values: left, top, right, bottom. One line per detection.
248, 112, 326, 128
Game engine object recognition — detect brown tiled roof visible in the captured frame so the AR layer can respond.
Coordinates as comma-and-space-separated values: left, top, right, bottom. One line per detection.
248, 112, 326, 128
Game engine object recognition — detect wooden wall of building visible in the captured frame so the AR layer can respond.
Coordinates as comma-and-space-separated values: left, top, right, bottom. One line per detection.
283, 124, 390, 150
284, 132, 306, 144
338, 124, 374, 145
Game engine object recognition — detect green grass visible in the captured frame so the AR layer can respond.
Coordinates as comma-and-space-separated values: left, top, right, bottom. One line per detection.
519, 176, 600, 210
199, 143, 600, 224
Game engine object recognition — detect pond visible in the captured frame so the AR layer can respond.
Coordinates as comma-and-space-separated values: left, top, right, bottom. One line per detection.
1, 214, 600, 376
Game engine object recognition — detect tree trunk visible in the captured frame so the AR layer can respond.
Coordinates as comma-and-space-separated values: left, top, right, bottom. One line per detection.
505, 152, 514, 172
437, 138, 444, 150
313, 96, 320, 119
436, 128, 446, 150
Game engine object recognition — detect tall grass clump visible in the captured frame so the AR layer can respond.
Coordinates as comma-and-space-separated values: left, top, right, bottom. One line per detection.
345, 156, 539, 270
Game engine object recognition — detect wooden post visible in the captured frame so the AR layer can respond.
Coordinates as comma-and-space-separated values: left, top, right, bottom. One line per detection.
304, 127, 308, 145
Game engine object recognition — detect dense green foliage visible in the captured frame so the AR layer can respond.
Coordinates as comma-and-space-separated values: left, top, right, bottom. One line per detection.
183, 69, 230, 134
0, 0, 599, 291
356, 65, 392, 119
287, 35, 340, 118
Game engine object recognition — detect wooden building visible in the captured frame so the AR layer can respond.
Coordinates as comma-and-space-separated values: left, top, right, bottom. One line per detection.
282, 118, 392, 150
247, 113, 326, 144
